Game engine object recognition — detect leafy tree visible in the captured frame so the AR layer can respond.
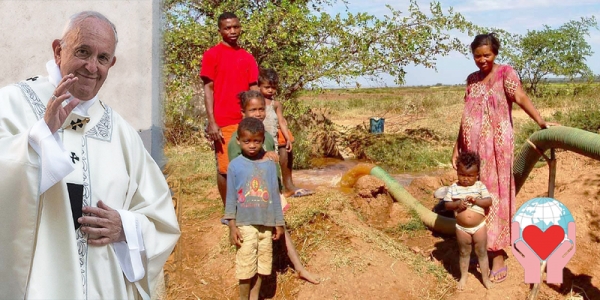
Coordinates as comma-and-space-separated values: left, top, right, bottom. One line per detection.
501, 17, 598, 95
161, 0, 482, 156
163, 0, 477, 101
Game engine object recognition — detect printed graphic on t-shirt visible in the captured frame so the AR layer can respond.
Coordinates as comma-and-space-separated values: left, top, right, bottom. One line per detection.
237, 167, 270, 207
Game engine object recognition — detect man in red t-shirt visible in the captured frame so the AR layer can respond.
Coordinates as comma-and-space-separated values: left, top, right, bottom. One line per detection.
200, 12, 259, 205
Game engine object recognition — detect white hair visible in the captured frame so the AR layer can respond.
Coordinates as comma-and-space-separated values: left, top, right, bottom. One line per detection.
60, 11, 118, 49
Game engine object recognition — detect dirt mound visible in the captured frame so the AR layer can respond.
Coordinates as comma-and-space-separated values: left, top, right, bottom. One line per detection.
388, 202, 413, 227
166, 146, 600, 300
351, 175, 393, 228
165, 181, 447, 300
354, 174, 387, 198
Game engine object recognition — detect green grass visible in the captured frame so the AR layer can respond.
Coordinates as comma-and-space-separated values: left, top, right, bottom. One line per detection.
165, 144, 224, 223
369, 141, 451, 172
163, 82, 600, 300
295, 85, 464, 172
513, 119, 543, 151
288, 127, 315, 170
358, 134, 453, 173
165, 143, 215, 191
383, 208, 427, 238
399, 210, 427, 233
299, 82, 600, 172
553, 100, 600, 133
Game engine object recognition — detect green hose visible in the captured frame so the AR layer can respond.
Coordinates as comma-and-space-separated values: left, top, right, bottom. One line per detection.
514, 126, 600, 194
368, 126, 600, 234
370, 166, 456, 235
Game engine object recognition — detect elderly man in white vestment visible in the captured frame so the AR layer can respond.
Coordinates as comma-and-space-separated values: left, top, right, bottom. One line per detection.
0, 11, 180, 299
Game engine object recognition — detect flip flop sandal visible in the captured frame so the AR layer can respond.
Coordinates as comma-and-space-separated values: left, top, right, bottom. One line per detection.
291, 188, 315, 198
489, 266, 508, 283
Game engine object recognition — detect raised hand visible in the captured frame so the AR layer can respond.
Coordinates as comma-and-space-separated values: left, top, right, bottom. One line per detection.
44, 74, 80, 133
510, 221, 542, 283
546, 222, 576, 283
79, 200, 125, 246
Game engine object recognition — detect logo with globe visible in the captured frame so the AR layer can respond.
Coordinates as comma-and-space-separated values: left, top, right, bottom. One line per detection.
511, 197, 576, 284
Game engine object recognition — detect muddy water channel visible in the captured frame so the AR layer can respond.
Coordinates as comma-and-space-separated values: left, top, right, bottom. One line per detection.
293, 158, 447, 191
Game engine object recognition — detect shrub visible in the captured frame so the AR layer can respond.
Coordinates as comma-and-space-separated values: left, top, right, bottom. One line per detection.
343, 128, 452, 173
364, 135, 451, 172
553, 102, 600, 133
513, 120, 542, 151
284, 99, 340, 169
163, 83, 204, 145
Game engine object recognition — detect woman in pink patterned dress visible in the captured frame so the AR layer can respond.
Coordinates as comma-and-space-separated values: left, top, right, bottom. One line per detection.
451, 33, 549, 283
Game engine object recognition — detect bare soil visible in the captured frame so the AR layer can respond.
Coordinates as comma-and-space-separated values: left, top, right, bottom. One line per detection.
164, 88, 599, 300
164, 147, 600, 300
391, 150, 600, 300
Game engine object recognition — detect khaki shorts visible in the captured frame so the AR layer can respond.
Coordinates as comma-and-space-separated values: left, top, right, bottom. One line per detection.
236, 225, 273, 280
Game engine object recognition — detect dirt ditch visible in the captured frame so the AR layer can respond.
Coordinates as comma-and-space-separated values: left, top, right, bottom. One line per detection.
165, 149, 600, 300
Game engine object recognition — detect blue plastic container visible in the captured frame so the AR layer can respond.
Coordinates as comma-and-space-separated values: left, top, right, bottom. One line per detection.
369, 117, 385, 134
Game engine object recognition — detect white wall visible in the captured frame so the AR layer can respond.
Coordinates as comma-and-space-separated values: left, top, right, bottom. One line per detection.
0, 0, 164, 163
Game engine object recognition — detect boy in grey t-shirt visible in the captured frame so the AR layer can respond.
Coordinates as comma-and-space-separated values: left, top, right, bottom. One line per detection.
223, 117, 285, 299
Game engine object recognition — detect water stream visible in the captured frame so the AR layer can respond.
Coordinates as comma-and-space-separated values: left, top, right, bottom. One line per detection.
292, 158, 447, 190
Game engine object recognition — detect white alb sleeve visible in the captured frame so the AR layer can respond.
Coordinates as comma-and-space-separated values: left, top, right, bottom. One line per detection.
113, 210, 146, 283
28, 119, 75, 194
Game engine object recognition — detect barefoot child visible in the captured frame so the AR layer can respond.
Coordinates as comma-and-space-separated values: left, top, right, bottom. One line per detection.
224, 117, 285, 299
258, 68, 314, 198
444, 151, 493, 290
228, 91, 320, 284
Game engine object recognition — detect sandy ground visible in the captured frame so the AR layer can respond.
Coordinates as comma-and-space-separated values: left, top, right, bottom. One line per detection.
164, 146, 600, 300
400, 150, 600, 300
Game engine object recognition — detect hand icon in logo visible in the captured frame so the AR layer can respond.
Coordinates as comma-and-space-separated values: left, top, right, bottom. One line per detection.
546, 222, 576, 283
511, 221, 576, 284
512, 197, 576, 284
511, 221, 542, 283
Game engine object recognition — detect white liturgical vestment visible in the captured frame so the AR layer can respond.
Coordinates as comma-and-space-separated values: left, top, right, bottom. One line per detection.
0, 64, 180, 299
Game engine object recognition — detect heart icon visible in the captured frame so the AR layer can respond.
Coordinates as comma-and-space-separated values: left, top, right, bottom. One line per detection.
522, 225, 565, 260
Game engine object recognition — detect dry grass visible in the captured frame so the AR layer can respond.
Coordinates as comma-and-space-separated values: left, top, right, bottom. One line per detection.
299, 83, 600, 140
563, 285, 587, 300
165, 142, 215, 192
164, 144, 453, 299
330, 199, 450, 283
164, 83, 600, 299
298, 84, 600, 173
299, 86, 464, 137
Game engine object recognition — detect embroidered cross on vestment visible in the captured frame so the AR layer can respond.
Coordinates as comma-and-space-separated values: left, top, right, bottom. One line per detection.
65, 117, 90, 130
70, 152, 79, 164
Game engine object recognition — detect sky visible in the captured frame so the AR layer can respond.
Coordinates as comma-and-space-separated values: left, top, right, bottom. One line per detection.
325, 0, 600, 87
